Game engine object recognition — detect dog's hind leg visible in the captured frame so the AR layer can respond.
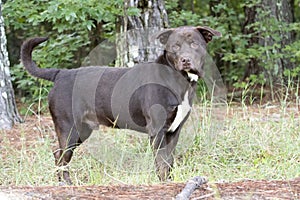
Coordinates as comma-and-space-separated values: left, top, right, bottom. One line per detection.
53, 122, 92, 185
53, 125, 79, 185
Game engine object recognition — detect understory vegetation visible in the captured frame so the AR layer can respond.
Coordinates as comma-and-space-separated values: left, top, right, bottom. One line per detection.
1, 102, 299, 185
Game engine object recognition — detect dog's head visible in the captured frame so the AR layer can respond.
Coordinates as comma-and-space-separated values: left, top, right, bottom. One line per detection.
157, 26, 221, 81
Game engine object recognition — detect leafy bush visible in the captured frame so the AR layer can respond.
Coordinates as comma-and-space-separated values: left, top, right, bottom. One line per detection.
3, 0, 124, 110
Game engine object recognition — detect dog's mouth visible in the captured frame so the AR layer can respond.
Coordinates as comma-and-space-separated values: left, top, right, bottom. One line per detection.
166, 54, 203, 82
183, 69, 202, 82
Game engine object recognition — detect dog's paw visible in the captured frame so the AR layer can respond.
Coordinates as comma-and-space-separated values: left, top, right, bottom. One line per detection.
58, 180, 72, 186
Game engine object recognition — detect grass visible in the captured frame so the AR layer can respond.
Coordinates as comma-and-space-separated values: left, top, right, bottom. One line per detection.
172, 105, 300, 182
0, 99, 299, 186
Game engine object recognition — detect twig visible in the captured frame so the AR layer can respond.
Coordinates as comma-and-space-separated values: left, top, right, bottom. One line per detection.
191, 191, 216, 200
176, 176, 208, 200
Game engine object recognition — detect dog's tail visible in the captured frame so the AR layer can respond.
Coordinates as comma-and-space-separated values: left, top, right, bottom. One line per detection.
21, 37, 60, 82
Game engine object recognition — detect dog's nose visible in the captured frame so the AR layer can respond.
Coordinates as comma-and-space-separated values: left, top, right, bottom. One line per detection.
180, 57, 191, 66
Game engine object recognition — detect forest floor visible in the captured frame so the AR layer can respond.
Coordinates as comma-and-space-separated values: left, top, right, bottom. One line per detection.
0, 178, 299, 199
0, 104, 299, 199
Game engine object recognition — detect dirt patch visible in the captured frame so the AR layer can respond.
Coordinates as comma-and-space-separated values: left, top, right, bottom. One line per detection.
0, 115, 56, 150
217, 179, 300, 199
0, 179, 299, 199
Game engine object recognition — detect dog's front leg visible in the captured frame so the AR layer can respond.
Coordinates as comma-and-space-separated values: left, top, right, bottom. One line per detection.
150, 131, 171, 181
150, 126, 182, 181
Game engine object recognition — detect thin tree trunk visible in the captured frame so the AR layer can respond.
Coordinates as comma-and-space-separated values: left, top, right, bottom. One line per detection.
275, 0, 295, 71
243, 4, 261, 79
116, 0, 168, 67
260, 0, 293, 83
0, 0, 22, 129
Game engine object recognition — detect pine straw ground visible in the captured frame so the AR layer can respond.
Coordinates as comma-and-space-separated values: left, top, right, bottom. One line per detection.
0, 105, 299, 200
0, 178, 299, 199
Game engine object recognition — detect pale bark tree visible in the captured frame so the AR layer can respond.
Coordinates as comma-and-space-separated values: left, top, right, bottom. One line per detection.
116, 0, 169, 67
0, 0, 21, 129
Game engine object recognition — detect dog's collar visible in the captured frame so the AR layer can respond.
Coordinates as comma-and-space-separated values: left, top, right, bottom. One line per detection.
165, 50, 174, 68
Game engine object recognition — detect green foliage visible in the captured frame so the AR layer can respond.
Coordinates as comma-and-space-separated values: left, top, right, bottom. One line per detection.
4, 0, 122, 33
4, 0, 143, 110
3, 0, 125, 110
283, 40, 300, 78
11, 63, 52, 115
3, 0, 300, 108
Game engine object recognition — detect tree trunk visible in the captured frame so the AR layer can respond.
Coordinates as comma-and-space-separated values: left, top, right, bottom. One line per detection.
116, 0, 169, 67
243, 0, 295, 85
243, 4, 261, 79
0, 0, 22, 130
260, 0, 295, 85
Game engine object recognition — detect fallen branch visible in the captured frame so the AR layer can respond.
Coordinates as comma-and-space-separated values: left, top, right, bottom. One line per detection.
176, 176, 208, 200
192, 191, 216, 200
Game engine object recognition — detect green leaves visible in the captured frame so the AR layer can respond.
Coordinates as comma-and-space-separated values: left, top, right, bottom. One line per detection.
3, 0, 128, 108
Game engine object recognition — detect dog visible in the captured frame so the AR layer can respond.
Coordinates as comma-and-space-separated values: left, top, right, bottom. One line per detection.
21, 26, 221, 184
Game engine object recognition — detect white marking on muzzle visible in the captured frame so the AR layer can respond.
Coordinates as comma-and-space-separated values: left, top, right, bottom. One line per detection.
168, 91, 191, 132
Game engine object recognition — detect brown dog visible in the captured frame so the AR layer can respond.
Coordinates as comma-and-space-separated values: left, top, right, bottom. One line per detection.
21, 26, 220, 184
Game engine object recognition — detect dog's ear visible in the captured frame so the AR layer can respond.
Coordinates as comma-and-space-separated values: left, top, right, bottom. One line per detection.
155, 29, 174, 45
196, 26, 221, 43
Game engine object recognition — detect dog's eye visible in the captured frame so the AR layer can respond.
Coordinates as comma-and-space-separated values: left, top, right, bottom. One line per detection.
173, 44, 180, 51
191, 42, 199, 49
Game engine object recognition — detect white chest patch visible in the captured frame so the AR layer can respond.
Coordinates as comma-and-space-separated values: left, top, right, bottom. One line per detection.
168, 91, 191, 132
